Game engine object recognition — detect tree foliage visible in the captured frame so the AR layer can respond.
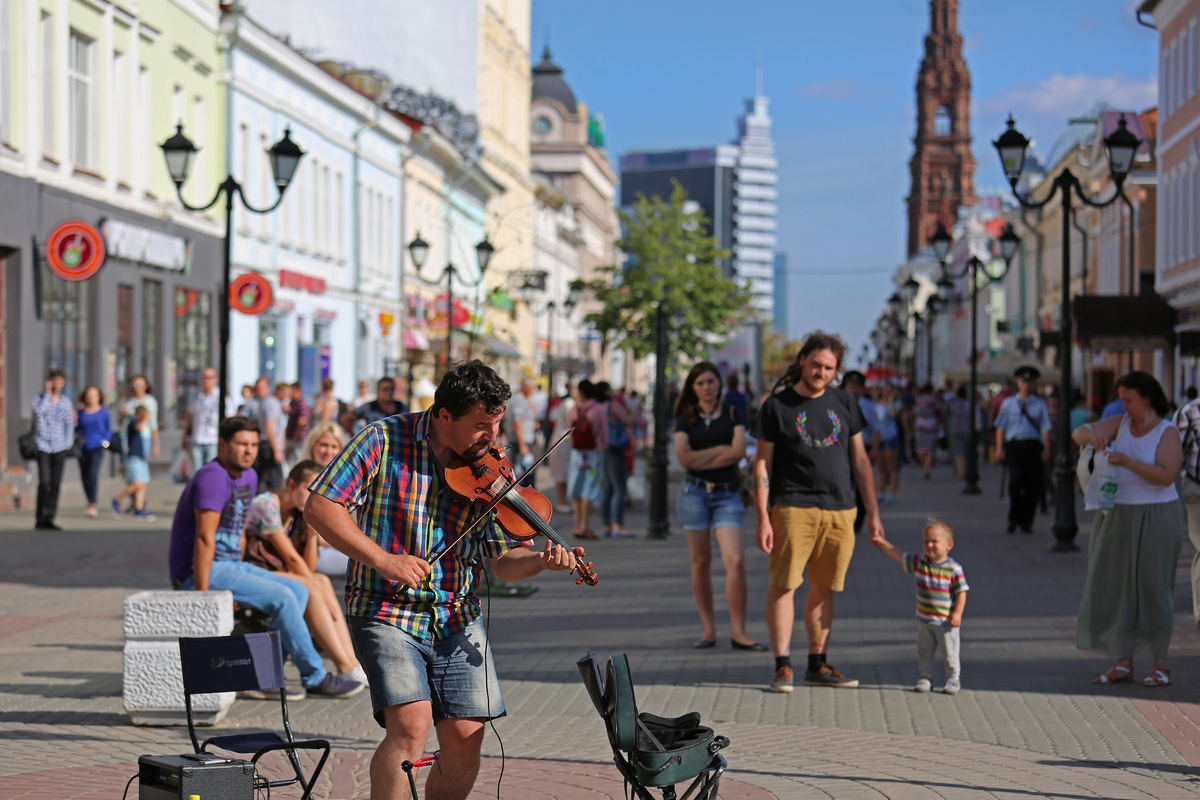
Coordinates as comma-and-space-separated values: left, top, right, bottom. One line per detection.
579, 182, 753, 365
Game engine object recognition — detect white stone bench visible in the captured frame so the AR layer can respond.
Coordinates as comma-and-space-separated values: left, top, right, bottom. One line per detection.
123, 590, 236, 727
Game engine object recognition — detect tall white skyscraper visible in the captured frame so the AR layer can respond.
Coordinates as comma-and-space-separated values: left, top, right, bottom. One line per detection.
732, 81, 778, 317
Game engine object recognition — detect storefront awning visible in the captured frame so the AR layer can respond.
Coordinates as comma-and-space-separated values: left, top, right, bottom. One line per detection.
483, 336, 522, 359
404, 328, 430, 350
1074, 294, 1176, 350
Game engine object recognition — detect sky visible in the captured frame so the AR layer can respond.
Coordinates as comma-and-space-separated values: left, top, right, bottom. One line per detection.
531, 0, 1159, 361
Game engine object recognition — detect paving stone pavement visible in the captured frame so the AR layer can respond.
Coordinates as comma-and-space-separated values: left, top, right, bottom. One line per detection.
4, 459, 1200, 798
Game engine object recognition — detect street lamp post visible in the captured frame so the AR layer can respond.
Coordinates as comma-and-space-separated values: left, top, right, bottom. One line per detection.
931, 222, 1019, 495
407, 232, 494, 376
520, 273, 582, 448
160, 124, 304, 422
648, 299, 670, 539
993, 114, 1140, 551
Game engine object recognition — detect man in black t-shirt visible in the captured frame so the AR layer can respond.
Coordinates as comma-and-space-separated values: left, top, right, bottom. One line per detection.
754, 333, 883, 693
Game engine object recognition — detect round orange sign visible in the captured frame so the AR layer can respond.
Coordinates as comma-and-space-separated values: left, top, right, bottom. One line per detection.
46, 220, 106, 281
229, 273, 273, 315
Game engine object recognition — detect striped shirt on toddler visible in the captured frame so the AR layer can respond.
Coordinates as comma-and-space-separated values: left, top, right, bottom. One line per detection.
902, 555, 969, 624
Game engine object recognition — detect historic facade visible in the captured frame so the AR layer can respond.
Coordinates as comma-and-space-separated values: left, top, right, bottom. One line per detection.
906, 0, 976, 258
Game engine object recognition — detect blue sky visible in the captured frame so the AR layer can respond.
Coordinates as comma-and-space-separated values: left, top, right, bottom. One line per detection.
532, 0, 1158, 360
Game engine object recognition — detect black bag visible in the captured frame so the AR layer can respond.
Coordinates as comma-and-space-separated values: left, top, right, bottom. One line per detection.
18, 410, 38, 461
68, 433, 84, 459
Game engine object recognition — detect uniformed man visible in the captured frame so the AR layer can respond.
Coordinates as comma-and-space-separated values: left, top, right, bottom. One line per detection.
994, 367, 1053, 533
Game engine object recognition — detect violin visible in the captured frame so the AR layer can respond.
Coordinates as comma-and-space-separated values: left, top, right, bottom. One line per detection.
442, 443, 598, 586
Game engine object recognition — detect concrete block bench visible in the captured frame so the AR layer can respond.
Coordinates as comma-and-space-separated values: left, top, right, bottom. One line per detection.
123, 590, 235, 727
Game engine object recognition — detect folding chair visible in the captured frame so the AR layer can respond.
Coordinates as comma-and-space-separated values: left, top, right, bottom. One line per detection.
577, 650, 728, 800
179, 631, 331, 800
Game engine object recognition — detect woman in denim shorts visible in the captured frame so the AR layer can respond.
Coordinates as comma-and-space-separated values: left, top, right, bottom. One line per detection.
674, 361, 767, 652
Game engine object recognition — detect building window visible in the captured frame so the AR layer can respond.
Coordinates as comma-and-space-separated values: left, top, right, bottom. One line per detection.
138, 66, 150, 192
117, 284, 133, 390
0, 0, 11, 146
68, 31, 95, 169
42, 267, 90, 400
142, 279, 161, 404
191, 96, 205, 207
935, 105, 952, 136
41, 12, 54, 158
174, 288, 211, 425
335, 170, 344, 260
534, 115, 552, 134
112, 51, 127, 181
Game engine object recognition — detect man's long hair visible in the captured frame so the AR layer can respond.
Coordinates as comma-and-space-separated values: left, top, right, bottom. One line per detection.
770, 331, 847, 395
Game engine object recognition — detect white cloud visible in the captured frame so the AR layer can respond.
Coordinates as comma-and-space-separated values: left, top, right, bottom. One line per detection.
980, 72, 1156, 119
796, 78, 865, 100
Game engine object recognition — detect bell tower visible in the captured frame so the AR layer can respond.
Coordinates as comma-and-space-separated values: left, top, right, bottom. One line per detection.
906, 0, 976, 257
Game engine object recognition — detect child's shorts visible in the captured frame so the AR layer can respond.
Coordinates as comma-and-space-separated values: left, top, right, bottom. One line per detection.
125, 456, 150, 484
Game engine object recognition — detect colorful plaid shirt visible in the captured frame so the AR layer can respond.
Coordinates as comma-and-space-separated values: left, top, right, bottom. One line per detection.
308, 410, 527, 639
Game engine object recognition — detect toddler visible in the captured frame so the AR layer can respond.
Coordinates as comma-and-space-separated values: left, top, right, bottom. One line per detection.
871, 520, 968, 694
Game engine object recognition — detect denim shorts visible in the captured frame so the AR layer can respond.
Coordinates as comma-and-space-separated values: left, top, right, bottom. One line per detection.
348, 616, 505, 728
676, 484, 745, 531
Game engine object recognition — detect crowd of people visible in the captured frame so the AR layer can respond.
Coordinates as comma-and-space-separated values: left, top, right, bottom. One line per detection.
25, 338, 1200, 799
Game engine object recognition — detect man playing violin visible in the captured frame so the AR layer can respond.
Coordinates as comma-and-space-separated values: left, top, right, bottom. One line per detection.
306, 360, 584, 800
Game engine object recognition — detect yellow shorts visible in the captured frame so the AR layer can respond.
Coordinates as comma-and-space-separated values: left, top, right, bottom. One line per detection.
768, 505, 858, 591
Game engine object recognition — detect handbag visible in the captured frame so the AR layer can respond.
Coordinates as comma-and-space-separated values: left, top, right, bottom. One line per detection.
608, 403, 631, 451
1076, 415, 1130, 489
68, 433, 84, 459
18, 419, 38, 461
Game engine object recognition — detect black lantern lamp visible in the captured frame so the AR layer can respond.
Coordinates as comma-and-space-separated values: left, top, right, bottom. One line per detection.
930, 221, 953, 263
161, 124, 197, 186
1104, 115, 1140, 186
407, 232, 430, 270
267, 128, 304, 189
993, 115, 1031, 189
475, 236, 496, 273
159, 123, 304, 425
998, 223, 1020, 263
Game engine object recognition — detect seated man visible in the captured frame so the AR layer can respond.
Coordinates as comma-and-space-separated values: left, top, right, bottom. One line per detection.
167, 415, 363, 700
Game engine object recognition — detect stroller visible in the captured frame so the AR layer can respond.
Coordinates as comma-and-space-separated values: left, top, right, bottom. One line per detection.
577, 650, 729, 800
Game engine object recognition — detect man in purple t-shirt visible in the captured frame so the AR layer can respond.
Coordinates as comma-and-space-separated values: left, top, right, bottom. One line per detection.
168, 415, 361, 700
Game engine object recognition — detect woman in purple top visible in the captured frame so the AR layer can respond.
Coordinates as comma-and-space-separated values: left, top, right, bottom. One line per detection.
76, 386, 112, 517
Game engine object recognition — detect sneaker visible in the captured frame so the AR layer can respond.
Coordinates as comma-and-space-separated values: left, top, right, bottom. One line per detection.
342, 665, 370, 686
133, 509, 158, 522
240, 686, 306, 701
804, 663, 859, 688
307, 672, 364, 699
914, 677, 932, 693
943, 679, 961, 695
111, 499, 122, 518
767, 665, 794, 693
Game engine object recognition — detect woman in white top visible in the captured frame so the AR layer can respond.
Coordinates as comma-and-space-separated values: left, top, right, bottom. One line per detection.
1072, 371, 1186, 687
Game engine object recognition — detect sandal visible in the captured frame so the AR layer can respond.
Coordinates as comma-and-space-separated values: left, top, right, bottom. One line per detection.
574, 529, 599, 540
1092, 665, 1134, 684
1142, 668, 1172, 687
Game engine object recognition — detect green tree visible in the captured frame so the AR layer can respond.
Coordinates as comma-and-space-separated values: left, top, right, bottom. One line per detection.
580, 182, 752, 367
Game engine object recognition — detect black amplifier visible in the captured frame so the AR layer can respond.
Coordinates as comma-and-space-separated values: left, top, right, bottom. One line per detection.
138, 754, 255, 800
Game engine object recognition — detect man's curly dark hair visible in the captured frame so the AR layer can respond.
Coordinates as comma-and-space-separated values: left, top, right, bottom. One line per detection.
431, 360, 512, 419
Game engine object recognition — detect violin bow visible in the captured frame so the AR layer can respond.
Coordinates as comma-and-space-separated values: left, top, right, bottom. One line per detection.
425, 427, 574, 567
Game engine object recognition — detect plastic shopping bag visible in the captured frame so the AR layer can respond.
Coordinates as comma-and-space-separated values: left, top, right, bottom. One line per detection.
1084, 450, 1119, 511
169, 450, 192, 484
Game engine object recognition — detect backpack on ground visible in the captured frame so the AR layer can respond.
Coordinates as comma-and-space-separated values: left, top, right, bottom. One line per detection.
571, 404, 597, 450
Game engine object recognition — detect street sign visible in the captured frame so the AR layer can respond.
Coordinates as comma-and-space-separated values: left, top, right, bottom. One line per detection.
229, 273, 273, 315
45, 220, 106, 281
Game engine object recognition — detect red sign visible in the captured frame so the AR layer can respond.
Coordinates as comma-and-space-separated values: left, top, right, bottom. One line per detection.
46, 220, 106, 281
429, 294, 470, 330
229, 273, 273, 315
279, 268, 326, 294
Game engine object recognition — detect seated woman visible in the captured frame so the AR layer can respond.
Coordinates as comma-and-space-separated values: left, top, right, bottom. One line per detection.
299, 422, 352, 576
245, 459, 366, 685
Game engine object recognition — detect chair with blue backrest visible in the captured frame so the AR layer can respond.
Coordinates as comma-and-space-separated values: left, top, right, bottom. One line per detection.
179, 631, 331, 800
577, 650, 728, 800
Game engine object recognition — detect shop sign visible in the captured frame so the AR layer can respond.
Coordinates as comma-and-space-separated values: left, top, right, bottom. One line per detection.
102, 219, 189, 271
314, 308, 338, 321
279, 268, 326, 294
488, 287, 514, 311
380, 312, 395, 335
229, 273, 273, 315
45, 220, 106, 281
428, 295, 471, 332
406, 293, 431, 329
